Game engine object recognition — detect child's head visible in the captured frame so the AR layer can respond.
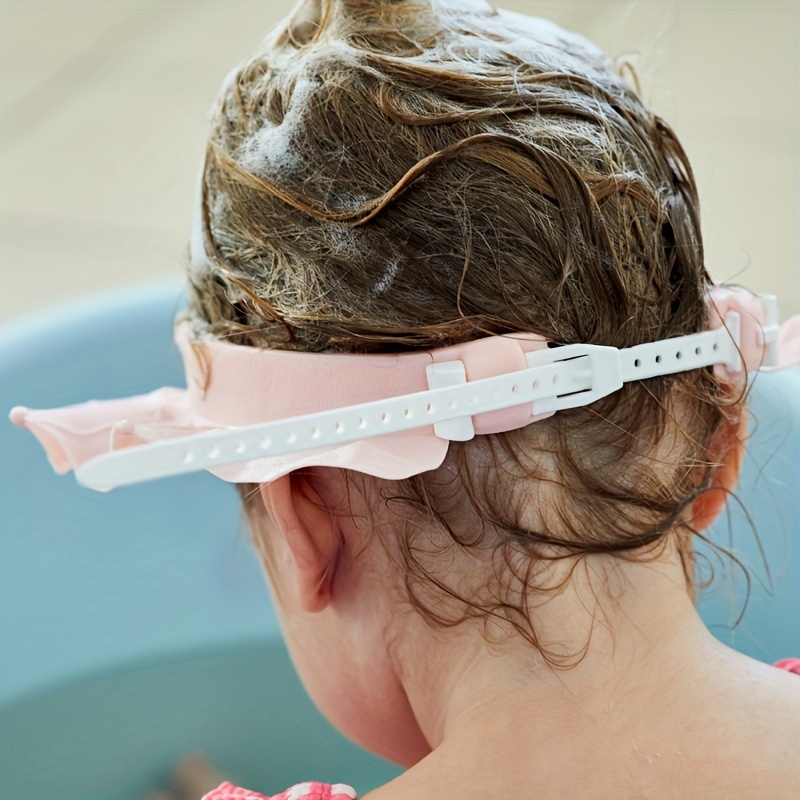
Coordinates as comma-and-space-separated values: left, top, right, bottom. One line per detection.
186, 0, 744, 761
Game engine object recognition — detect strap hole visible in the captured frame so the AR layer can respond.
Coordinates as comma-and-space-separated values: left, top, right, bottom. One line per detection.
655, 355, 662, 364
676, 351, 682, 360
208, 445, 220, 459
259, 436, 271, 449
552, 374, 559, 384
286, 432, 297, 444
311, 426, 321, 439
511, 384, 519, 394
358, 417, 368, 429
182, 450, 194, 464
381, 412, 390, 423
634, 358, 641, 368
335, 422, 344, 434
404, 408, 413, 418
449, 399, 458, 409
427, 403, 435, 414
532, 379, 539, 390
234, 442, 246, 454
712, 342, 719, 351
695, 346, 702, 355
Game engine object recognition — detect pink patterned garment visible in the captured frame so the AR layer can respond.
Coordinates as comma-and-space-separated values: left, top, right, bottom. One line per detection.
774, 658, 800, 675
204, 660, 799, 800
203, 781, 357, 800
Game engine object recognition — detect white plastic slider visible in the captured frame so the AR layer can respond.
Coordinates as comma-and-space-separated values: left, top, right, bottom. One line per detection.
425, 361, 475, 441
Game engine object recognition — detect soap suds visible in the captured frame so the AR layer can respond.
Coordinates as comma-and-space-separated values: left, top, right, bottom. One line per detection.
238, 76, 324, 176
373, 258, 400, 295
326, 223, 372, 262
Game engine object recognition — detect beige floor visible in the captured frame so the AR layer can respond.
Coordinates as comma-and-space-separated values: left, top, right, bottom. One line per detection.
1, 0, 798, 324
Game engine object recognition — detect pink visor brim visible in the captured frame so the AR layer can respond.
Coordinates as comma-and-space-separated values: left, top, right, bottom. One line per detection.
8, 286, 800, 488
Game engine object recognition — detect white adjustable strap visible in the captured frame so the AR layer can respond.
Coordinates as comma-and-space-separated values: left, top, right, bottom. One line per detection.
621, 311, 742, 380
75, 312, 743, 492
427, 312, 743, 441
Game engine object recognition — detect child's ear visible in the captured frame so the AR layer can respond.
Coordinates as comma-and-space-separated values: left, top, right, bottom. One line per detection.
691, 413, 748, 532
258, 469, 343, 613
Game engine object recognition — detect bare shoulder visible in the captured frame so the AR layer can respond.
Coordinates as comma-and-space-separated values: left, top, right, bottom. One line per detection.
362, 656, 800, 800
721, 653, 800, 731
699, 653, 800, 793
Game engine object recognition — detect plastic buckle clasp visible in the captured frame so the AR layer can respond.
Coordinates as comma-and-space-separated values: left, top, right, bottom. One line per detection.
525, 343, 624, 413
426, 359, 475, 441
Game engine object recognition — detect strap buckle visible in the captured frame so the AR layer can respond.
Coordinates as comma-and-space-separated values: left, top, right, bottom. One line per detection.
525, 343, 623, 414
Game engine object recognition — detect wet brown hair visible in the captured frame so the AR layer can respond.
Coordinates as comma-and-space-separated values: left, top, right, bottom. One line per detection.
186, 0, 744, 663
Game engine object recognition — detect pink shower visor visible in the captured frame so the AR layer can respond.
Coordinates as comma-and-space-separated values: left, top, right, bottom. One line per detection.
8, 286, 800, 492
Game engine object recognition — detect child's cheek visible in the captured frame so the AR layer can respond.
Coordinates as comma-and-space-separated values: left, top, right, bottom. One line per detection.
284, 619, 432, 767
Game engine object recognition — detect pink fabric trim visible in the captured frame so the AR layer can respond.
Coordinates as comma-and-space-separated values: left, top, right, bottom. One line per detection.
774, 658, 800, 675
202, 781, 357, 800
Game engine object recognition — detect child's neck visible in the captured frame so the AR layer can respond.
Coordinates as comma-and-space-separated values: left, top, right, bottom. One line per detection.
393, 544, 720, 752
359, 534, 800, 800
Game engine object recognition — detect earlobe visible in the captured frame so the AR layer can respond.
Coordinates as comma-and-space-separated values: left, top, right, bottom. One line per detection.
691, 413, 748, 532
258, 470, 343, 613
